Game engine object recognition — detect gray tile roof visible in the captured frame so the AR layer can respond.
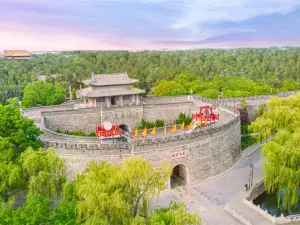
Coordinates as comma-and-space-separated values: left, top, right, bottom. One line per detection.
83, 72, 139, 86
78, 87, 144, 98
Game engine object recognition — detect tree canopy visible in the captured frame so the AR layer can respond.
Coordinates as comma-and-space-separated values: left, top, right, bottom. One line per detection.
67, 156, 201, 225
154, 76, 272, 98
0, 103, 42, 156
1, 48, 300, 104
22, 81, 66, 108
250, 93, 300, 209
0, 155, 201, 225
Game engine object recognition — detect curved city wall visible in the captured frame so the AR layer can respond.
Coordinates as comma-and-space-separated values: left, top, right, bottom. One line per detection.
44, 114, 241, 184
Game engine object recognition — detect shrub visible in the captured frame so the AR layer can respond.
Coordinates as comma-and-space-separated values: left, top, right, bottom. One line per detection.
88, 131, 96, 137
175, 113, 192, 125
56, 129, 86, 136
137, 119, 165, 130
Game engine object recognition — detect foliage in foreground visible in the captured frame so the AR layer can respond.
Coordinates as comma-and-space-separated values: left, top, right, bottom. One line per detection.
250, 93, 300, 209
0, 103, 42, 155
73, 157, 198, 224
0, 156, 201, 225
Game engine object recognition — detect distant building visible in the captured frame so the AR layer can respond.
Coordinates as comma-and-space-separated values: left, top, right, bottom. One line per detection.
30, 51, 61, 55
38, 75, 57, 82
3, 49, 32, 60
77, 72, 144, 108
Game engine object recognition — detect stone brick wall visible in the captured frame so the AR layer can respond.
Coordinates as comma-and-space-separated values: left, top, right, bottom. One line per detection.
47, 115, 241, 183
143, 102, 192, 124
132, 116, 241, 183
43, 105, 144, 133
143, 95, 190, 104
42, 101, 193, 133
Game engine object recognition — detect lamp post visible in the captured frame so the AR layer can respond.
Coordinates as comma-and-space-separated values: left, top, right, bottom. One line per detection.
249, 163, 254, 187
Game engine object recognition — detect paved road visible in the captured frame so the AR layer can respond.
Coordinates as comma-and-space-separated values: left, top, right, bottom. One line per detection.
152, 146, 264, 225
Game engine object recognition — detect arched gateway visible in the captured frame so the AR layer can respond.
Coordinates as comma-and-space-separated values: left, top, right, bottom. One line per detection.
171, 164, 187, 188
119, 124, 130, 132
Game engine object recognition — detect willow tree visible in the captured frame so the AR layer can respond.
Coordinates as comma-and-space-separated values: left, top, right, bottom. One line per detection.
250, 93, 300, 209
19, 148, 66, 197
75, 156, 172, 224
74, 156, 202, 225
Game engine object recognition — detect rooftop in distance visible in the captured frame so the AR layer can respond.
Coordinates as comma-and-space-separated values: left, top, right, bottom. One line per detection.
83, 72, 139, 87
4, 49, 31, 57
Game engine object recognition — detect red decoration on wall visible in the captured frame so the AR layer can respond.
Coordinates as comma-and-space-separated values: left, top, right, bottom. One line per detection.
192, 106, 219, 123
96, 125, 121, 139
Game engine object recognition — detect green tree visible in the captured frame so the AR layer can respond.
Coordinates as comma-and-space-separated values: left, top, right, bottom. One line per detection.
154, 80, 187, 97
13, 193, 52, 225
149, 202, 202, 225
19, 148, 66, 197
75, 156, 173, 224
72, 89, 77, 100
250, 93, 300, 209
0, 104, 42, 155
22, 81, 66, 107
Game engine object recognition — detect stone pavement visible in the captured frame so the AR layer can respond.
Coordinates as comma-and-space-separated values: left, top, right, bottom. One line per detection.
151, 144, 271, 225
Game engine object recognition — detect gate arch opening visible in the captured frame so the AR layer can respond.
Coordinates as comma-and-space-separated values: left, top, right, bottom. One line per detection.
119, 124, 129, 132
171, 164, 187, 188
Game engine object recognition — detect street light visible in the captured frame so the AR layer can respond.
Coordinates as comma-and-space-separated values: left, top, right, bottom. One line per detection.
249, 163, 254, 187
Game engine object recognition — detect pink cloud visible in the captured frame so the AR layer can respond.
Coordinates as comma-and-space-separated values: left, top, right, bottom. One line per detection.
0, 22, 156, 51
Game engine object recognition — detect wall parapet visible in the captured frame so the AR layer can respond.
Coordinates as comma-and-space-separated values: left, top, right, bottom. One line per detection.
41, 104, 143, 117
193, 90, 298, 104
22, 103, 75, 112
132, 115, 240, 147
42, 113, 240, 152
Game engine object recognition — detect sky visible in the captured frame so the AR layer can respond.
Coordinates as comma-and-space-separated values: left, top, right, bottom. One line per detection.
1, 0, 300, 51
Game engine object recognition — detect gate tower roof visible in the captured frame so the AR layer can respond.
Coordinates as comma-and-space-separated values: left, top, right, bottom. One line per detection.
83, 72, 139, 87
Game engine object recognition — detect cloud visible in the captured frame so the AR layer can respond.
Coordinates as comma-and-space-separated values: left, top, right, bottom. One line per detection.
169, 0, 300, 32
1, 0, 300, 50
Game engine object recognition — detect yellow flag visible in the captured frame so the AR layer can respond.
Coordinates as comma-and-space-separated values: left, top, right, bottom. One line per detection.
142, 127, 147, 137
132, 128, 138, 138
179, 122, 185, 130
164, 125, 167, 136
170, 123, 176, 133
197, 120, 202, 126
150, 126, 156, 136
187, 121, 193, 130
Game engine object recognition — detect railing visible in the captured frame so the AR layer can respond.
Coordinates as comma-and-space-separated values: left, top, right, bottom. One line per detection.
224, 204, 253, 225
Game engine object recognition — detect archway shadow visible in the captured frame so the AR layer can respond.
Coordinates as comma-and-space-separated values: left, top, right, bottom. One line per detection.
171, 164, 187, 188
119, 124, 129, 132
